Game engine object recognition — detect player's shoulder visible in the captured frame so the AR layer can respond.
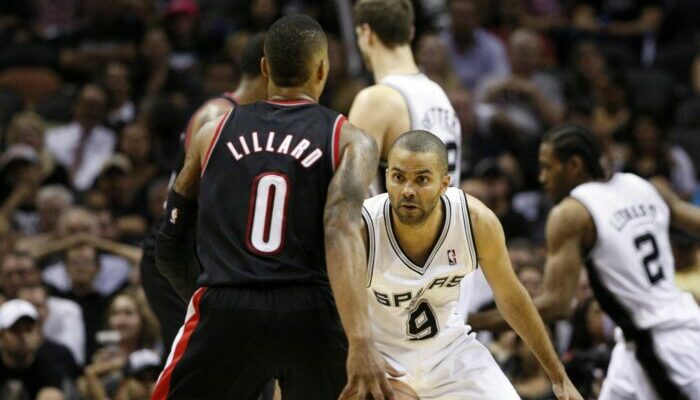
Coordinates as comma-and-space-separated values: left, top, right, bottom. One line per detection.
362, 192, 389, 219
352, 84, 405, 110
461, 190, 499, 231
547, 197, 594, 236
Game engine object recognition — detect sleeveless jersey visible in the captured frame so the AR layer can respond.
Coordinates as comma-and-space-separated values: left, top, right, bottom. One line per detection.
363, 187, 478, 354
571, 173, 700, 337
380, 73, 461, 187
197, 99, 345, 287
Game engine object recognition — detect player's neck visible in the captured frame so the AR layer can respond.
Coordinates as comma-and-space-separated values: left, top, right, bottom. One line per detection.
371, 46, 420, 83
392, 200, 445, 261
233, 77, 264, 105
267, 87, 318, 103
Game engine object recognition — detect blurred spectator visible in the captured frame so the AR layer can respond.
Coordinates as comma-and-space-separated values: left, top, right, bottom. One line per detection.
475, 28, 564, 136
0, 144, 43, 234
440, 0, 510, 89
590, 69, 631, 146
5, 112, 70, 188
200, 55, 239, 100
622, 111, 697, 199
103, 61, 136, 131
1, 251, 41, 299
119, 122, 162, 194
416, 33, 462, 93
50, 244, 112, 363
41, 208, 136, 297
114, 349, 162, 400
32, 0, 83, 41
165, 0, 203, 73
320, 35, 366, 115
45, 83, 117, 192
564, 41, 608, 114
464, 159, 532, 240
0, 299, 65, 400
571, 0, 663, 65
563, 298, 613, 399
18, 283, 85, 367
671, 229, 700, 303
246, 0, 281, 32
146, 178, 169, 227
36, 185, 74, 237
134, 27, 195, 100
517, 264, 543, 298
91, 154, 149, 240
80, 290, 160, 400
509, 329, 556, 400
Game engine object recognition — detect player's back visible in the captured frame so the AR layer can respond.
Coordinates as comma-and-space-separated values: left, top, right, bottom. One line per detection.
381, 73, 461, 185
571, 173, 700, 336
197, 99, 345, 287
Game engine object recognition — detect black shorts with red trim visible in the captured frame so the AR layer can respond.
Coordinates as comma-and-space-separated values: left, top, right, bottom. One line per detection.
151, 285, 348, 400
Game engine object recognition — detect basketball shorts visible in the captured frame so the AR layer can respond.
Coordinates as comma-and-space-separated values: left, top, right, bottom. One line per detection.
381, 331, 520, 399
599, 323, 700, 400
151, 285, 348, 400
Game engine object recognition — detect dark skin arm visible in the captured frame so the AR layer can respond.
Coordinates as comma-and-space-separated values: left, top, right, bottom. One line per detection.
469, 198, 593, 330
326, 122, 401, 400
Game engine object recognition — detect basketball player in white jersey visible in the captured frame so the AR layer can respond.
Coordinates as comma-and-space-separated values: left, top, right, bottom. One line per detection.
362, 130, 581, 399
470, 125, 700, 399
349, 0, 461, 192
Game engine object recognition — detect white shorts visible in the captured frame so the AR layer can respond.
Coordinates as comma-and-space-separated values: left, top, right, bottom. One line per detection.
599, 325, 700, 400
382, 334, 520, 400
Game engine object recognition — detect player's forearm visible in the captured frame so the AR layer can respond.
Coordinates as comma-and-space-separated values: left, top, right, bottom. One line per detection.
468, 308, 510, 331
90, 236, 143, 265
496, 284, 567, 383
671, 202, 700, 235
325, 213, 373, 344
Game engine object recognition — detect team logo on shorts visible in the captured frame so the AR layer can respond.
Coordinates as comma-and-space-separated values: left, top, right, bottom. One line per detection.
170, 208, 179, 224
447, 249, 457, 265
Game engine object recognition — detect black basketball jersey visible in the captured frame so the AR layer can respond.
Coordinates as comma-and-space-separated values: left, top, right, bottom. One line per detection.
197, 99, 345, 287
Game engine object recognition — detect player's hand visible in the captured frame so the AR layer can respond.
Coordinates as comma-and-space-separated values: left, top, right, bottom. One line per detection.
339, 340, 404, 400
552, 376, 583, 400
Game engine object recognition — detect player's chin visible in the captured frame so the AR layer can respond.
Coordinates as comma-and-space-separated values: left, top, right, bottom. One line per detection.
389, 379, 420, 400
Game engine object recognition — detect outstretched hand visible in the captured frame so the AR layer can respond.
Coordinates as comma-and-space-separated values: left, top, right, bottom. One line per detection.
338, 341, 404, 400
552, 377, 584, 400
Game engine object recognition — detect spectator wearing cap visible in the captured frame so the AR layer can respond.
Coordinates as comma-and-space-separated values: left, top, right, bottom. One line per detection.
91, 153, 150, 241
18, 283, 85, 367
0, 299, 65, 400
45, 83, 117, 192
165, 0, 202, 73
5, 112, 70, 189
116, 349, 163, 400
0, 144, 44, 235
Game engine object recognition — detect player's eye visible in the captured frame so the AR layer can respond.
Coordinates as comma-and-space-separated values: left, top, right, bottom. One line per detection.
417, 176, 429, 184
392, 173, 404, 182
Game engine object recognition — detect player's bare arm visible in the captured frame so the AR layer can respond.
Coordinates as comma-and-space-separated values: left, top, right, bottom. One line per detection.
155, 118, 221, 301
468, 195, 582, 400
184, 99, 234, 148
325, 122, 400, 400
651, 177, 700, 235
348, 85, 410, 160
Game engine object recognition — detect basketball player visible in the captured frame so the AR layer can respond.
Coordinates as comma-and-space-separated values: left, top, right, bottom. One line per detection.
362, 130, 581, 399
470, 125, 700, 399
140, 33, 268, 351
349, 0, 461, 192
152, 15, 396, 399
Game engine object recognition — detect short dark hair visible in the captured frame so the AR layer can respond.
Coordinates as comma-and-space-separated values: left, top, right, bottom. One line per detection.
354, 0, 414, 48
240, 33, 266, 78
264, 15, 326, 87
390, 130, 448, 175
543, 124, 605, 179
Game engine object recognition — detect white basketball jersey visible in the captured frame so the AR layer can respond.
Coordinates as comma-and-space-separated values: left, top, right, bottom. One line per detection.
380, 73, 462, 186
363, 188, 478, 356
571, 173, 700, 332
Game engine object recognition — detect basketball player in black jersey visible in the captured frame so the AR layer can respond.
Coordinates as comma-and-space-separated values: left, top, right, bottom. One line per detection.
152, 15, 397, 400
140, 33, 268, 353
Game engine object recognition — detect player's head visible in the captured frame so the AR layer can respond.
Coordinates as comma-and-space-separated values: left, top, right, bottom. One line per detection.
262, 15, 328, 100
539, 124, 605, 202
386, 130, 451, 225
353, 0, 414, 70
238, 32, 268, 101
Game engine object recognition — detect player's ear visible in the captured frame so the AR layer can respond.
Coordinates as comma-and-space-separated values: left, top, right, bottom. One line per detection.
568, 154, 585, 176
317, 59, 327, 82
441, 174, 450, 194
260, 57, 270, 79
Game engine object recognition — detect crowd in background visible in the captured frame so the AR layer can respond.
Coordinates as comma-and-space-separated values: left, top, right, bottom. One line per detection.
0, 0, 699, 399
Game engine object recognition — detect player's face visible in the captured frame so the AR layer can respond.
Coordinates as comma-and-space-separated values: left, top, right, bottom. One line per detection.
538, 142, 569, 202
386, 148, 450, 225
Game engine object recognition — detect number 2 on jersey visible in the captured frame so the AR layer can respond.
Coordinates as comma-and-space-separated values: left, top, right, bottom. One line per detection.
246, 173, 290, 255
634, 232, 664, 285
